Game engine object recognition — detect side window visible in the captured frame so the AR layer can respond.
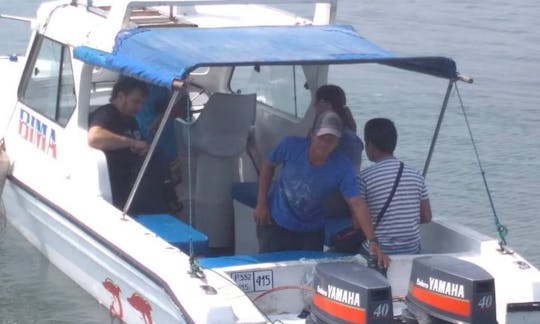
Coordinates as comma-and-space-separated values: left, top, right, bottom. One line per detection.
20, 36, 76, 126
230, 65, 311, 119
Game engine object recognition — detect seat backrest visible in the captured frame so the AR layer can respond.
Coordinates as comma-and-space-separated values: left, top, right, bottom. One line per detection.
173, 92, 257, 248
185, 92, 256, 157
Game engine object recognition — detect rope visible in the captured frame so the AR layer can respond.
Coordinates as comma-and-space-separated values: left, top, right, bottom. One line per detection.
188, 255, 205, 279
181, 89, 204, 277
253, 285, 314, 302
455, 84, 508, 247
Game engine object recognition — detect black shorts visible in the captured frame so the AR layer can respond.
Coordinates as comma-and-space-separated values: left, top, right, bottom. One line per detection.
256, 222, 324, 253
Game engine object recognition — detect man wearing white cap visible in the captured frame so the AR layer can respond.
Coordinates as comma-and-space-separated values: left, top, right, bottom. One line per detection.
254, 111, 389, 268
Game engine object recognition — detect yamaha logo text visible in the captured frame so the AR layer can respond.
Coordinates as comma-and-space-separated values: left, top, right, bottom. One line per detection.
317, 284, 360, 307
427, 277, 465, 299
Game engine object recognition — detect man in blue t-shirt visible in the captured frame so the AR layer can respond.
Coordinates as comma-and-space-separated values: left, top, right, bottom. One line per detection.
254, 111, 389, 269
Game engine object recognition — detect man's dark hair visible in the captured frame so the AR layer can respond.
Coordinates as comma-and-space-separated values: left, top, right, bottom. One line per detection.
110, 76, 148, 101
364, 118, 397, 153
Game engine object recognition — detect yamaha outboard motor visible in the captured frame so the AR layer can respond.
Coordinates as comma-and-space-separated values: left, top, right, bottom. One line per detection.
309, 262, 393, 323
404, 256, 497, 324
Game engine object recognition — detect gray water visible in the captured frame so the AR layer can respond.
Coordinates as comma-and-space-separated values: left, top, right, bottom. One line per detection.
0, 0, 539, 322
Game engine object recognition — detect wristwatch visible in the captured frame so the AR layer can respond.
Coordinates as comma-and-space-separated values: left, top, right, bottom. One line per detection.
367, 237, 379, 246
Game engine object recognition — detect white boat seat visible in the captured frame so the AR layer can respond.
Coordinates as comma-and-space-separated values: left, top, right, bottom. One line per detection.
175, 92, 257, 249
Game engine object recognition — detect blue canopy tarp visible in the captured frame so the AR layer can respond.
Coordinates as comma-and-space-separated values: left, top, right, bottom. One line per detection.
74, 24, 457, 88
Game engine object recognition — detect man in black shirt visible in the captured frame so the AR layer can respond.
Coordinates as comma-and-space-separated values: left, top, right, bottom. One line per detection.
88, 76, 168, 214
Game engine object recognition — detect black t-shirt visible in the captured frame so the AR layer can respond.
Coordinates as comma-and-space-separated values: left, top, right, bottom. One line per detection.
89, 104, 143, 208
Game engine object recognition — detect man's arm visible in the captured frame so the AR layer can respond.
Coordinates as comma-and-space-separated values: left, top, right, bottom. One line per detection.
347, 195, 390, 268
88, 126, 149, 155
253, 160, 276, 226
420, 199, 432, 224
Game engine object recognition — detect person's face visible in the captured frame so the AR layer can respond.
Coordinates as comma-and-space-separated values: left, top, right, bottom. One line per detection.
119, 89, 146, 116
311, 133, 339, 159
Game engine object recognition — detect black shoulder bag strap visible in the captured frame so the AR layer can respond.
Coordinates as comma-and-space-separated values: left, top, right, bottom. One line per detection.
374, 161, 404, 229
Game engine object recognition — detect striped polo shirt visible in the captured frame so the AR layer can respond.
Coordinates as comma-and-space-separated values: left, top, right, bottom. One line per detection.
359, 157, 429, 254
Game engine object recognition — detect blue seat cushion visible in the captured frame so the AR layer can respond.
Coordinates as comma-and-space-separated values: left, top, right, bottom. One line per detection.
135, 214, 208, 255
198, 250, 350, 268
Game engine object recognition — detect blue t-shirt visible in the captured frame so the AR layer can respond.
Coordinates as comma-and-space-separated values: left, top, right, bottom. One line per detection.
268, 137, 360, 232
338, 129, 364, 172
136, 84, 178, 162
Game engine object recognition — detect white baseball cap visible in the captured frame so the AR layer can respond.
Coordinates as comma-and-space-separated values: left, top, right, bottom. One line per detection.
313, 111, 343, 138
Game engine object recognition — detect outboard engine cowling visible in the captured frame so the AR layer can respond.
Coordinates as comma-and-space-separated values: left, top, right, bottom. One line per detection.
405, 256, 496, 324
309, 262, 393, 323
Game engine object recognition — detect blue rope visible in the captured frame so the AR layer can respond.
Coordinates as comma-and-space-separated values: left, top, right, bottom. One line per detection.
454, 84, 508, 246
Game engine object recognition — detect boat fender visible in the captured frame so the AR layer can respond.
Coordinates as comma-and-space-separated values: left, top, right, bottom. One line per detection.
1, 138, 13, 229
0, 138, 13, 195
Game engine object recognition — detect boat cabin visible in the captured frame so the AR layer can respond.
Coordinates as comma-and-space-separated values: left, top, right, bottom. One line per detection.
3, 0, 468, 257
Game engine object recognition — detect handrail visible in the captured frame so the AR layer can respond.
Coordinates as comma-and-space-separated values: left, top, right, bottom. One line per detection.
94, 0, 337, 29
0, 13, 33, 23
457, 73, 474, 84
121, 0, 336, 6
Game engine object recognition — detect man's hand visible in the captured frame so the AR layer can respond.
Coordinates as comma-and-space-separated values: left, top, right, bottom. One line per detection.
369, 242, 391, 269
129, 139, 149, 156
254, 162, 277, 226
254, 202, 273, 226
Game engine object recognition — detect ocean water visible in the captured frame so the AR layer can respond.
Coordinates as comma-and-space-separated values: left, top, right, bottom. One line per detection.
0, 0, 538, 322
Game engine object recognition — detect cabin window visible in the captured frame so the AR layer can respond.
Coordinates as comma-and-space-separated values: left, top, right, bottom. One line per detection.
230, 65, 311, 119
19, 36, 76, 127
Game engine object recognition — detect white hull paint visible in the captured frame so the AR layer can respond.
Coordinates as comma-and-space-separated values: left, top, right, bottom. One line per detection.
4, 180, 188, 323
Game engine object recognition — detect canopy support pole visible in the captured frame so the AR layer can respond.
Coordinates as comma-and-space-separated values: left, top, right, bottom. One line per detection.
0, 13, 32, 23
422, 79, 454, 178
123, 89, 182, 217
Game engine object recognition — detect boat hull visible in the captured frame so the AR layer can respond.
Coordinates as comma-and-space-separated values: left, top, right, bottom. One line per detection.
5, 175, 540, 324
3, 178, 188, 324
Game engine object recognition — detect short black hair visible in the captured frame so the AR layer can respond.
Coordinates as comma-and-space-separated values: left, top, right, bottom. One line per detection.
364, 118, 397, 153
110, 76, 148, 101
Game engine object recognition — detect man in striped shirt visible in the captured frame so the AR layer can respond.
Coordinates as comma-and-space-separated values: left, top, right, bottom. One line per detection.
359, 118, 432, 254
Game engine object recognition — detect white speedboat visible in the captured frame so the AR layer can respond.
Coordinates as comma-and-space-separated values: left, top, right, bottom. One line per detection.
1, 1, 539, 323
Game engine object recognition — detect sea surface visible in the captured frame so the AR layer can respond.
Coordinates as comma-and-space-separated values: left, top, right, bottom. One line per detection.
1, 0, 539, 322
